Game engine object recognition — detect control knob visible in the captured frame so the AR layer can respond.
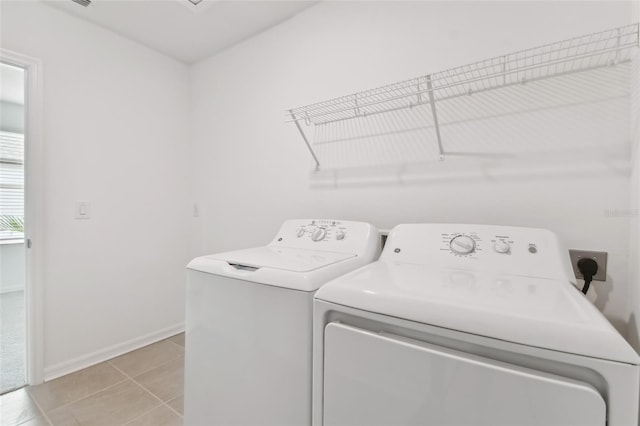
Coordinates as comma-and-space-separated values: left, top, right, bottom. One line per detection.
296, 228, 306, 238
493, 239, 510, 254
450, 235, 476, 255
335, 230, 346, 240
311, 227, 327, 242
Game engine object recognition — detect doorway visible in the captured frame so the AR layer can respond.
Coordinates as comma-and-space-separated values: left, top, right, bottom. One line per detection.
0, 61, 26, 394
0, 49, 44, 391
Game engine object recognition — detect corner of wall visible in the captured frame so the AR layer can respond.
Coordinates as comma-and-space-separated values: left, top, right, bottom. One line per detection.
626, 24, 640, 350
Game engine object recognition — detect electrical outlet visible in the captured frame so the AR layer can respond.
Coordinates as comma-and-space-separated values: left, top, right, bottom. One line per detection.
75, 202, 91, 219
568, 249, 607, 282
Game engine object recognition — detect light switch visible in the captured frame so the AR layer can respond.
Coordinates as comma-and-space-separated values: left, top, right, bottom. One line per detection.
76, 202, 91, 219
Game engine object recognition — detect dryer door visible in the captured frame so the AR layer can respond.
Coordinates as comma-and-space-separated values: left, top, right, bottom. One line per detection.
323, 323, 605, 426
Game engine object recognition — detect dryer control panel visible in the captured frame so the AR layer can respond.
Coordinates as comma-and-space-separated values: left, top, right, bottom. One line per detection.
380, 224, 573, 282
269, 219, 381, 258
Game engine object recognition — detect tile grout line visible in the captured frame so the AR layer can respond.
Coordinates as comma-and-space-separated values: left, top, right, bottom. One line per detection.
168, 341, 183, 349
159, 337, 186, 418
108, 339, 184, 379
21, 387, 56, 426
22, 336, 185, 426
30, 377, 131, 422
108, 359, 184, 421
164, 396, 184, 418
120, 404, 164, 426
165, 334, 184, 347
141, 336, 185, 419
11, 386, 54, 426
9, 399, 52, 426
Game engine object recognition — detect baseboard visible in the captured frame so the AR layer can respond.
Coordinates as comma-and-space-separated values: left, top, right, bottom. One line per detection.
43, 322, 185, 382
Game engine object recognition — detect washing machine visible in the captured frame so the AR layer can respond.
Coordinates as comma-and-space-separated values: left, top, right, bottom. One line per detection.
313, 224, 640, 426
184, 219, 380, 426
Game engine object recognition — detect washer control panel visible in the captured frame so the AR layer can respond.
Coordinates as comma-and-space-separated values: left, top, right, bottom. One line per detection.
270, 219, 380, 256
382, 224, 572, 281
294, 220, 349, 243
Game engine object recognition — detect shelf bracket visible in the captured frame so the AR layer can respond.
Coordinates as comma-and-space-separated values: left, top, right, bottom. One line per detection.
426, 75, 445, 161
501, 56, 507, 86
290, 110, 320, 170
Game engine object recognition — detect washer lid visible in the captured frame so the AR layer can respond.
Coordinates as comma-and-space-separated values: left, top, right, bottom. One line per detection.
315, 261, 640, 364
208, 246, 356, 272
187, 246, 361, 292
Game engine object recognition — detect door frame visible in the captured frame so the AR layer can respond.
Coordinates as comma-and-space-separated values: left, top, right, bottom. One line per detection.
1, 48, 44, 385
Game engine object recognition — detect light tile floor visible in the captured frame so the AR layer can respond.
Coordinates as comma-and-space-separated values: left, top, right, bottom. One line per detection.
0, 333, 185, 426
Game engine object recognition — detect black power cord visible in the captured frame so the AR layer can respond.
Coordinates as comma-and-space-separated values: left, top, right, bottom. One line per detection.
578, 258, 599, 295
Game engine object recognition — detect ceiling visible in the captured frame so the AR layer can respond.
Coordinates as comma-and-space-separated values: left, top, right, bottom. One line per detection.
42, 0, 318, 64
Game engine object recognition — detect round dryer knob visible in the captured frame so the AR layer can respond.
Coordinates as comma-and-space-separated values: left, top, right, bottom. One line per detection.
311, 227, 327, 242
450, 235, 476, 255
296, 228, 306, 238
335, 230, 346, 240
493, 239, 510, 254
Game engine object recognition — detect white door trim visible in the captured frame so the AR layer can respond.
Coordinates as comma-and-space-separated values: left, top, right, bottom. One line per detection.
1, 48, 45, 385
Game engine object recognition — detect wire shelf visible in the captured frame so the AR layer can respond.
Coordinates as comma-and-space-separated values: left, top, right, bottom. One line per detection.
289, 23, 638, 126
287, 23, 639, 169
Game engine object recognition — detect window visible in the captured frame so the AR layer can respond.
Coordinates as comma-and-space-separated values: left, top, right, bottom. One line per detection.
0, 130, 24, 240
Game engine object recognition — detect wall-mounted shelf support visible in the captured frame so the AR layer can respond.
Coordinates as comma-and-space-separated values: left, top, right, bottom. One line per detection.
426, 75, 445, 161
287, 23, 639, 170
290, 110, 320, 170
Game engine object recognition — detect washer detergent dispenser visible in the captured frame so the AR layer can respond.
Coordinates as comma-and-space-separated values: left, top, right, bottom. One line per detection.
313, 224, 640, 426
184, 219, 380, 426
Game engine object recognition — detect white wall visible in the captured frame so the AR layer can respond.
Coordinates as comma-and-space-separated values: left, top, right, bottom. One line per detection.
191, 1, 635, 333
628, 1, 640, 351
1, 1, 191, 379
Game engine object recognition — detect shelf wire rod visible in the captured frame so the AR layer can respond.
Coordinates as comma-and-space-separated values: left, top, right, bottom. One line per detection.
426, 75, 445, 160
354, 93, 360, 117
318, 97, 355, 120
319, 56, 633, 128
479, 62, 490, 91
481, 25, 633, 76
311, 96, 360, 124
615, 27, 622, 64
304, 48, 529, 116
436, 37, 622, 94
321, 96, 353, 115
287, 42, 637, 124
320, 110, 353, 125
290, 110, 320, 169
318, 101, 430, 126
290, 92, 355, 116
294, 77, 424, 116
288, 24, 638, 122
428, 31, 629, 85
585, 43, 596, 70
388, 83, 410, 110
439, 73, 451, 99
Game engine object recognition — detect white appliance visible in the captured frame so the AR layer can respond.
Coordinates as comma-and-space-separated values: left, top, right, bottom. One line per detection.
184, 219, 380, 426
313, 224, 640, 426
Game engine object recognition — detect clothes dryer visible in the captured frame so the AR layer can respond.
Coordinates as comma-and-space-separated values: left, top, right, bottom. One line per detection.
185, 219, 379, 426
313, 224, 639, 426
